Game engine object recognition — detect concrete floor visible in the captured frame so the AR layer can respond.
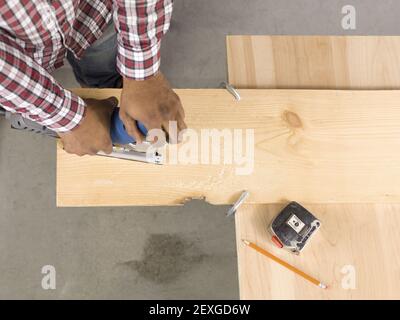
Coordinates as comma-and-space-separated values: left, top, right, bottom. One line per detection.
0, 0, 396, 299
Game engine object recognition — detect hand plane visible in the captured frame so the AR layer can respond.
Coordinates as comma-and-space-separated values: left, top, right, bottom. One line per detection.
0, 105, 162, 165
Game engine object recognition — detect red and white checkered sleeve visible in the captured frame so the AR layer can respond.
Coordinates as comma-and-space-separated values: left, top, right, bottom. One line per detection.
0, 34, 86, 133
113, 0, 173, 80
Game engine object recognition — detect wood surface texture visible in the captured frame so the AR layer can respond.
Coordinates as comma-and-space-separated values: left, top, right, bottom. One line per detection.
227, 35, 400, 299
227, 36, 400, 89
235, 204, 400, 299
57, 88, 400, 206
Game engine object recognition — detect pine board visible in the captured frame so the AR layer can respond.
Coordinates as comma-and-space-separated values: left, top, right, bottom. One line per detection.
57, 88, 400, 206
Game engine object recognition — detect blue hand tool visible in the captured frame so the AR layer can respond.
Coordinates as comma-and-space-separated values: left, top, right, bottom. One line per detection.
110, 108, 148, 145
0, 105, 162, 164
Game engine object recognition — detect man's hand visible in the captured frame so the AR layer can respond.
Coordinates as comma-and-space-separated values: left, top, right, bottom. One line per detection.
59, 97, 117, 156
119, 72, 186, 143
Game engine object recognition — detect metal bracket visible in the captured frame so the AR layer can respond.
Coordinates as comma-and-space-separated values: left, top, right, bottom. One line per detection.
226, 190, 250, 217
5, 111, 58, 138
98, 143, 163, 165
220, 82, 241, 101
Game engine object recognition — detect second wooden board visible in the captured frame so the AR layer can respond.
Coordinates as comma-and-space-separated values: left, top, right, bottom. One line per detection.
227, 36, 400, 89
235, 203, 400, 299
58, 88, 400, 206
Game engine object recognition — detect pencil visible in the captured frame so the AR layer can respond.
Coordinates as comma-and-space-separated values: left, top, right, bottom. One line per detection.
242, 239, 327, 289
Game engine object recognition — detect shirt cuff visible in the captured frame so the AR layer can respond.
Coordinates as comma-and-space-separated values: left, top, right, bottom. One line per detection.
116, 41, 161, 80
39, 90, 86, 133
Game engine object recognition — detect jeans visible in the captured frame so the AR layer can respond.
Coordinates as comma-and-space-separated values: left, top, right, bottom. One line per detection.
66, 23, 122, 88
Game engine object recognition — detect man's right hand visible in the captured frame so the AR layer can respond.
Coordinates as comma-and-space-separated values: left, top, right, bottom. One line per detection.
59, 97, 117, 156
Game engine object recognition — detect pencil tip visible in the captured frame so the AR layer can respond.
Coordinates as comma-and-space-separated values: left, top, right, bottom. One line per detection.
241, 239, 250, 245
319, 283, 328, 289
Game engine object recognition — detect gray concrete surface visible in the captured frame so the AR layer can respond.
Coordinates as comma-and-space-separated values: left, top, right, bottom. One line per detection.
0, 0, 398, 299
162, 0, 400, 88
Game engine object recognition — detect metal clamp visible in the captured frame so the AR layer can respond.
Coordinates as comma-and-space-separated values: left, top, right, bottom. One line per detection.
220, 82, 241, 101
227, 190, 250, 217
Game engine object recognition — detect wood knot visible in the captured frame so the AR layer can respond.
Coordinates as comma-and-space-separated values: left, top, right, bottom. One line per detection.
283, 111, 302, 128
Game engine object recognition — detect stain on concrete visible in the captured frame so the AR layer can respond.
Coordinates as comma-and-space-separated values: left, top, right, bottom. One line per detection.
120, 234, 207, 284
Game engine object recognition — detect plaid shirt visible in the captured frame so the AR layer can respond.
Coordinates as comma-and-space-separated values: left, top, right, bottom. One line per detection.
0, 0, 173, 132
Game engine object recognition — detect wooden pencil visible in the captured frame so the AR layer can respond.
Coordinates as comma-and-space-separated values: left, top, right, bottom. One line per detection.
242, 239, 327, 289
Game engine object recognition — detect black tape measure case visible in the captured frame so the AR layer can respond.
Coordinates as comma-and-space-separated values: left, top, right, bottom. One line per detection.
269, 202, 321, 254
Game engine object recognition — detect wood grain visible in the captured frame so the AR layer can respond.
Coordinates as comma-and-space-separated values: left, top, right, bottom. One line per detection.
227, 35, 400, 299
58, 88, 400, 206
227, 36, 400, 89
235, 204, 400, 299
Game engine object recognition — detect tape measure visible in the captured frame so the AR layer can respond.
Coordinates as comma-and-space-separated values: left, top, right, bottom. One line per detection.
269, 202, 321, 254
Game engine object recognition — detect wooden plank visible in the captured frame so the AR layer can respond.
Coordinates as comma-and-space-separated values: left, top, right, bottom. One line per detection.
235, 204, 400, 299
57, 88, 400, 206
227, 35, 400, 299
227, 36, 400, 89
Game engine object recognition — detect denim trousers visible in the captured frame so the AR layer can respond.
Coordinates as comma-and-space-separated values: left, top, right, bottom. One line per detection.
66, 23, 122, 88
